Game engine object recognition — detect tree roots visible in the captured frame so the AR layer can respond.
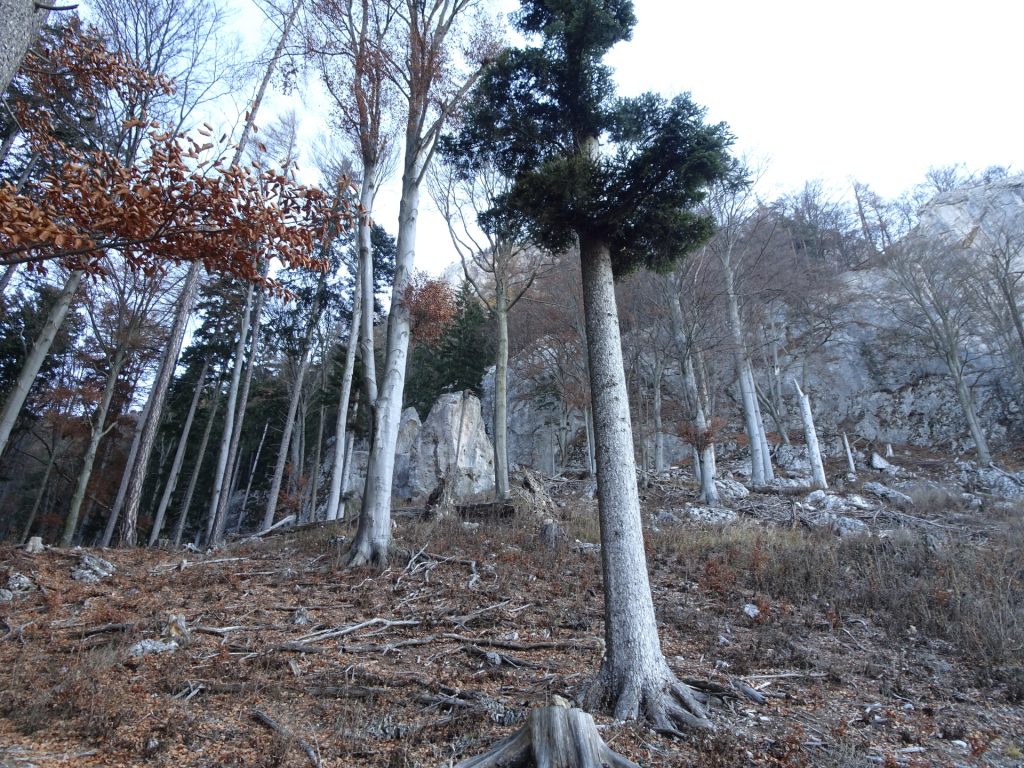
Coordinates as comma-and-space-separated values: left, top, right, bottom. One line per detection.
585, 667, 714, 737
455, 699, 639, 768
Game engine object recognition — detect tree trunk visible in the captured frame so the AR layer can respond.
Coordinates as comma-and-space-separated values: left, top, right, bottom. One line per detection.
793, 379, 828, 490
951, 364, 992, 465
60, 348, 127, 547
19, 442, 56, 545
0, 0, 48, 95
577, 238, 709, 732
238, 421, 269, 533
307, 402, 326, 520
260, 283, 326, 532
217, 274, 268, 531
651, 359, 664, 474
325, 289, 361, 521
842, 432, 857, 476
147, 358, 209, 546
668, 291, 719, 505
493, 286, 511, 498
0, 269, 82, 460
172, 382, 222, 547
456, 702, 639, 768
119, 263, 202, 546
347, 166, 420, 567
358, 166, 380, 409
206, 287, 254, 544
100, 385, 153, 547
724, 266, 772, 485
583, 405, 596, 477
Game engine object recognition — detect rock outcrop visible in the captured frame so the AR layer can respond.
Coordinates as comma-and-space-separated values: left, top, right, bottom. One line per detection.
393, 392, 495, 501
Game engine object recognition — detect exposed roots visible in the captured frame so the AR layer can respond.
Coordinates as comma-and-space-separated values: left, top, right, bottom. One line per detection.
456, 700, 639, 768
585, 667, 714, 737
344, 540, 390, 569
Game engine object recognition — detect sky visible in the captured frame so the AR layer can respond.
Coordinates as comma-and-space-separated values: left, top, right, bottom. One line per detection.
223, 1, 1024, 275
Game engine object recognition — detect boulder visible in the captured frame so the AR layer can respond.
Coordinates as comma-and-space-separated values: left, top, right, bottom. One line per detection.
686, 505, 738, 524
863, 482, 914, 507
6, 572, 33, 592
24, 536, 44, 554
71, 553, 116, 583
394, 392, 495, 501
715, 478, 750, 500
959, 463, 1024, 499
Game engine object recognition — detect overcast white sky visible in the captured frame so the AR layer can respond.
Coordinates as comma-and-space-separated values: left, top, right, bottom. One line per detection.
264, 0, 1022, 274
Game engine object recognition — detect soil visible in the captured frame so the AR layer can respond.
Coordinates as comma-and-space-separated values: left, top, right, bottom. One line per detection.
1, 461, 1023, 767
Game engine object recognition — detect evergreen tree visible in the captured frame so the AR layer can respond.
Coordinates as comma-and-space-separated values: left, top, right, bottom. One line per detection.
455, 0, 731, 733
405, 282, 494, 418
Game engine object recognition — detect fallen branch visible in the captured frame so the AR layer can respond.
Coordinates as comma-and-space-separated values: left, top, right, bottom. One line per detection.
447, 600, 510, 628
295, 617, 420, 644
441, 633, 601, 652
251, 708, 320, 768
463, 644, 547, 670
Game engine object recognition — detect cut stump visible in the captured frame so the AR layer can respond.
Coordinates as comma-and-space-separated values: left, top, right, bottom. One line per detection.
455, 701, 638, 768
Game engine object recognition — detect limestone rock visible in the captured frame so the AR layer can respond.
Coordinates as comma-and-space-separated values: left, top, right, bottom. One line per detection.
0, 588, 13, 602
71, 553, 116, 583
394, 392, 495, 501
863, 482, 914, 507
24, 536, 44, 554
128, 639, 178, 657
775, 443, 810, 473
715, 478, 750, 500
6, 572, 33, 592
959, 463, 1024, 498
686, 506, 738, 524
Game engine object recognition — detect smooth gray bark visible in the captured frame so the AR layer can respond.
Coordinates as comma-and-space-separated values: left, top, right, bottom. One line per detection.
492, 284, 511, 498
119, 263, 202, 546
793, 379, 828, 490
325, 290, 361, 521
348, 178, 418, 566
148, 358, 209, 546
100, 387, 151, 547
261, 278, 327, 531
578, 239, 709, 731
238, 420, 269, 531
0, 270, 82, 460
668, 290, 719, 504
172, 381, 222, 547
206, 287, 253, 544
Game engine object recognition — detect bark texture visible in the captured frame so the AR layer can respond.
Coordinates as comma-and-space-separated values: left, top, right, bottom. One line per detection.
456, 702, 639, 768
0, 0, 46, 95
577, 239, 710, 732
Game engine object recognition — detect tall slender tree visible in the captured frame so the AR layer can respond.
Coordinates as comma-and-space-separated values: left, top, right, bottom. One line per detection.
345, 0, 495, 567
455, 0, 730, 731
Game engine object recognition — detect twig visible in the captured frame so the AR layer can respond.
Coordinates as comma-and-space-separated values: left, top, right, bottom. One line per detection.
251, 708, 320, 768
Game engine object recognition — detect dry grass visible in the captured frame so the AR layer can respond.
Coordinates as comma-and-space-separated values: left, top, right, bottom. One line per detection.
651, 519, 1024, 668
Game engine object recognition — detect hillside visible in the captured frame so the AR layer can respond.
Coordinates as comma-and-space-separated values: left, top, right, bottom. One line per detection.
2, 456, 1022, 767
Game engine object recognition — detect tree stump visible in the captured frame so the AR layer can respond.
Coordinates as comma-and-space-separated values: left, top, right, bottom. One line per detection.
456, 701, 638, 768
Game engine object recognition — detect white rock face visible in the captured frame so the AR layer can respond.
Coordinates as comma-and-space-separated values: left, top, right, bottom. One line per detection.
393, 392, 495, 500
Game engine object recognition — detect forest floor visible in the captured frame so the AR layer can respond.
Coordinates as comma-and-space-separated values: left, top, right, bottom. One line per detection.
1, 456, 1023, 767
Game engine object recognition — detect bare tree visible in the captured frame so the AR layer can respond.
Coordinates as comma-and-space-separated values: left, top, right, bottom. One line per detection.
346, 0, 496, 567
431, 159, 553, 498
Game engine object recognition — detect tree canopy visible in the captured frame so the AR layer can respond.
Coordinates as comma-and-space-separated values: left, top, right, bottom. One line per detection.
453, 0, 731, 274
